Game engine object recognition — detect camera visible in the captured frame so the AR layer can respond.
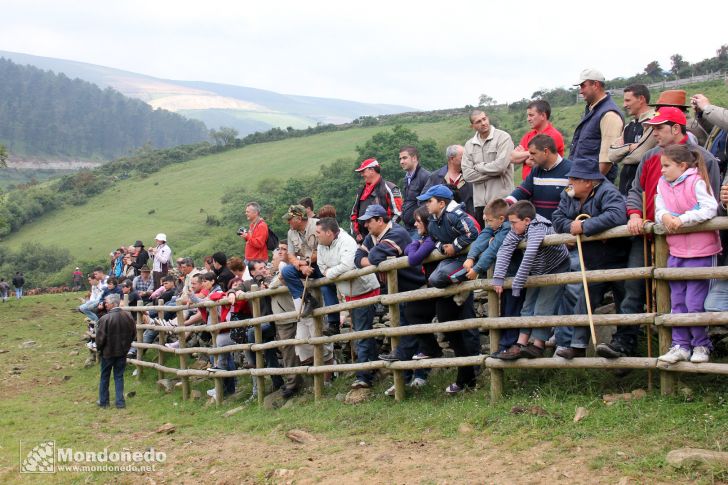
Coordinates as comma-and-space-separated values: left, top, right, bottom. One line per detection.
237, 227, 247, 236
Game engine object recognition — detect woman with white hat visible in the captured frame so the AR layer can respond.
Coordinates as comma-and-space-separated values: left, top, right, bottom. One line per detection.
149, 233, 171, 288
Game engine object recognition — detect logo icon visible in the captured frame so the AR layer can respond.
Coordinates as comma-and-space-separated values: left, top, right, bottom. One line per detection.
20, 441, 55, 473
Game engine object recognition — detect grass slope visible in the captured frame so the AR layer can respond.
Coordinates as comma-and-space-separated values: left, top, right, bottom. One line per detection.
1, 294, 728, 483
3, 118, 468, 259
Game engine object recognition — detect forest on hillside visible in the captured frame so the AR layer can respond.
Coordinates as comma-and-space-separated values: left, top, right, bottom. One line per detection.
0, 58, 209, 159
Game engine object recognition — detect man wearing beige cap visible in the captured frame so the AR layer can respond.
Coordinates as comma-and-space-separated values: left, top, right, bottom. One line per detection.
571, 68, 624, 183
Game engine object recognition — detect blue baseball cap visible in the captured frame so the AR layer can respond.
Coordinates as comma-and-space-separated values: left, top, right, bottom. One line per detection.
358, 204, 388, 221
416, 184, 453, 201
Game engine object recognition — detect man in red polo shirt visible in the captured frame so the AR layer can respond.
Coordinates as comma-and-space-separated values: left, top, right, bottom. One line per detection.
597, 106, 721, 360
510, 100, 565, 179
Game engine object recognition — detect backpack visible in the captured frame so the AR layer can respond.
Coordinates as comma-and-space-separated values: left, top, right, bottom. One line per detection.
266, 227, 279, 251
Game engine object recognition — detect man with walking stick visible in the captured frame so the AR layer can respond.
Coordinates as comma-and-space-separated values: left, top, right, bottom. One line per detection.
551, 158, 629, 358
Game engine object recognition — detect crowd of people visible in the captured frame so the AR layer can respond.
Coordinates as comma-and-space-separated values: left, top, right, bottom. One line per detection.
84, 69, 728, 407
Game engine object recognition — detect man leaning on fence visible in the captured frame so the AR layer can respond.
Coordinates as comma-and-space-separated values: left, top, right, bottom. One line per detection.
551, 158, 628, 359
316, 217, 381, 389
96, 294, 136, 409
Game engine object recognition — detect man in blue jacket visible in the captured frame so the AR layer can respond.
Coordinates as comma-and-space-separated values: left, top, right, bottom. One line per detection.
355, 204, 433, 393
551, 158, 629, 358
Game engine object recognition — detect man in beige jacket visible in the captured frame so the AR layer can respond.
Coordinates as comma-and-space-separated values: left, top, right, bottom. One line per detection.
461, 109, 514, 227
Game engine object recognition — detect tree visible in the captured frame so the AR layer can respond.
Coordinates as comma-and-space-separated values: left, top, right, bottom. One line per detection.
717, 44, 728, 61
669, 54, 690, 77
0, 144, 7, 168
644, 61, 663, 79
209, 126, 239, 147
478, 94, 497, 107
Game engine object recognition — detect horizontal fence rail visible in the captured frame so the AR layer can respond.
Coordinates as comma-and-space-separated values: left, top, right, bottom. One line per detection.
119, 218, 728, 405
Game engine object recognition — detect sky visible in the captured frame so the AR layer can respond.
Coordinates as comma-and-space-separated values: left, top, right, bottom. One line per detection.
2, 0, 727, 110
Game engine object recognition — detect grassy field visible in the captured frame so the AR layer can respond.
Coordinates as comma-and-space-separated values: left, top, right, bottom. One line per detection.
1, 293, 728, 483
3, 80, 728, 266
2, 117, 469, 260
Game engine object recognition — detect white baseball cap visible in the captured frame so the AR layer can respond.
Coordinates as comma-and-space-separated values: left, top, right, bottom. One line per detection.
574, 68, 606, 85
155, 233, 167, 242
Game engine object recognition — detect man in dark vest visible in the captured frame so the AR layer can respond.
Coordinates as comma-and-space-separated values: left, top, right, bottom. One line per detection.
399, 145, 431, 239
350, 158, 403, 242
571, 68, 624, 183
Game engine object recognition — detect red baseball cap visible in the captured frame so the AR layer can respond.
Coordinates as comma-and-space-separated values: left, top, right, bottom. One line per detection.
354, 158, 380, 172
644, 107, 687, 126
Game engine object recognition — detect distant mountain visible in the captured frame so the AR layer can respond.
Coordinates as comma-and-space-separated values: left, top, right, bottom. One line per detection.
0, 57, 209, 160
0, 50, 415, 136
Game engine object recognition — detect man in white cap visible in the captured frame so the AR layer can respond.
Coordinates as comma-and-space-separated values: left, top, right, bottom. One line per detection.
570, 68, 624, 183
149, 233, 171, 288
349, 158, 403, 242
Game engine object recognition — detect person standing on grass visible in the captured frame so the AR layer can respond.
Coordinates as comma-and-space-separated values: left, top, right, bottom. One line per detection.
656, 145, 721, 364
12, 272, 24, 299
95, 294, 136, 409
0, 278, 9, 302
241, 201, 269, 263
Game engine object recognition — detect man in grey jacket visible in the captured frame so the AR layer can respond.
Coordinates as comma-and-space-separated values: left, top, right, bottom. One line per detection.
316, 217, 381, 389
462, 109, 515, 227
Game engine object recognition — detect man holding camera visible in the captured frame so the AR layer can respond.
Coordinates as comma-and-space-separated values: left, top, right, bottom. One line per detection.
240, 202, 269, 263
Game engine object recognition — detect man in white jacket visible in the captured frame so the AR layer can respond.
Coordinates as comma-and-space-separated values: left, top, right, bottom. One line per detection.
316, 217, 381, 389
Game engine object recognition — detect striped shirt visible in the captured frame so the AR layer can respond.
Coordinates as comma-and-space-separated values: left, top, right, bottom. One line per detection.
492, 214, 569, 297
506, 156, 571, 220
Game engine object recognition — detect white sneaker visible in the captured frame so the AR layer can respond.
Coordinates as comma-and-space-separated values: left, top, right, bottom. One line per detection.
690, 346, 710, 363
384, 384, 396, 397
165, 341, 179, 349
132, 369, 139, 377
206, 388, 216, 398
658, 345, 690, 364
453, 291, 469, 306
408, 377, 427, 388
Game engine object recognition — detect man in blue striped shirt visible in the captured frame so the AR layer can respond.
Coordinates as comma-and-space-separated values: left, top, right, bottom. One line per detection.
505, 134, 571, 221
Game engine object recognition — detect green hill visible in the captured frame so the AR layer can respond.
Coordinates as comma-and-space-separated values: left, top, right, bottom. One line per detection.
4, 79, 728, 277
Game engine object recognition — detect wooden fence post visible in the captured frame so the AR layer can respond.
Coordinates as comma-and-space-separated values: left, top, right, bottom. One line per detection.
386, 266, 406, 402
209, 306, 223, 406
487, 269, 503, 400
312, 287, 325, 402
156, 299, 165, 382
654, 233, 676, 395
250, 285, 265, 407
135, 301, 144, 378
176, 309, 190, 400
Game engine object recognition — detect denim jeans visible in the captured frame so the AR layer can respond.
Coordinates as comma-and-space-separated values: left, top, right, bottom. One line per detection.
245, 324, 284, 390
79, 299, 101, 322
127, 328, 157, 357
519, 259, 569, 342
15, 287, 23, 299
351, 304, 377, 384
705, 279, 728, 312
428, 257, 466, 289
613, 237, 649, 351
393, 303, 428, 381
280, 264, 339, 325
498, 289, 526, 351
98, 355, 127, 407
437, 294, 479, 388
0, 289, 7, 302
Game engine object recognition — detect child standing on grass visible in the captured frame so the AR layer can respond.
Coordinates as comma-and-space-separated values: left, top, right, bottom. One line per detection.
656, 144, 721, 364
491, 200, 569, 360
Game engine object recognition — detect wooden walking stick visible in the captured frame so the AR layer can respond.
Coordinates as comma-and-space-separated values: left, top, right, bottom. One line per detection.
574, 214, 598, 350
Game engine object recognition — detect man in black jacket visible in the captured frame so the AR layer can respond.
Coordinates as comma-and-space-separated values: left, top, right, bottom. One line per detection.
12, 272, 24, 300
399, 146, 430, 238
96, 294, 136, 409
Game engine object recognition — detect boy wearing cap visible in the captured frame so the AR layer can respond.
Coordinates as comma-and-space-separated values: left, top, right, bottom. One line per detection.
350, 158, 403, 242
598, 106, 721, 359
551, 158, 628, 359
416, 184, 478, 289
492, 200, 570, 360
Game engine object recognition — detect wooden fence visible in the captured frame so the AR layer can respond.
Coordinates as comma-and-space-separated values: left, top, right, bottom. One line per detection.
123, 217, 728, 406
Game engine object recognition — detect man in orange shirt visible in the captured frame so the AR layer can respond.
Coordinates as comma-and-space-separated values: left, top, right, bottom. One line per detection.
240, 201, 269, 262
510, 100, 565, 179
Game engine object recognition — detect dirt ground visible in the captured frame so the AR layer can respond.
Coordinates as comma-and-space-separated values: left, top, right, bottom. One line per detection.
143, 431, 637, 484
